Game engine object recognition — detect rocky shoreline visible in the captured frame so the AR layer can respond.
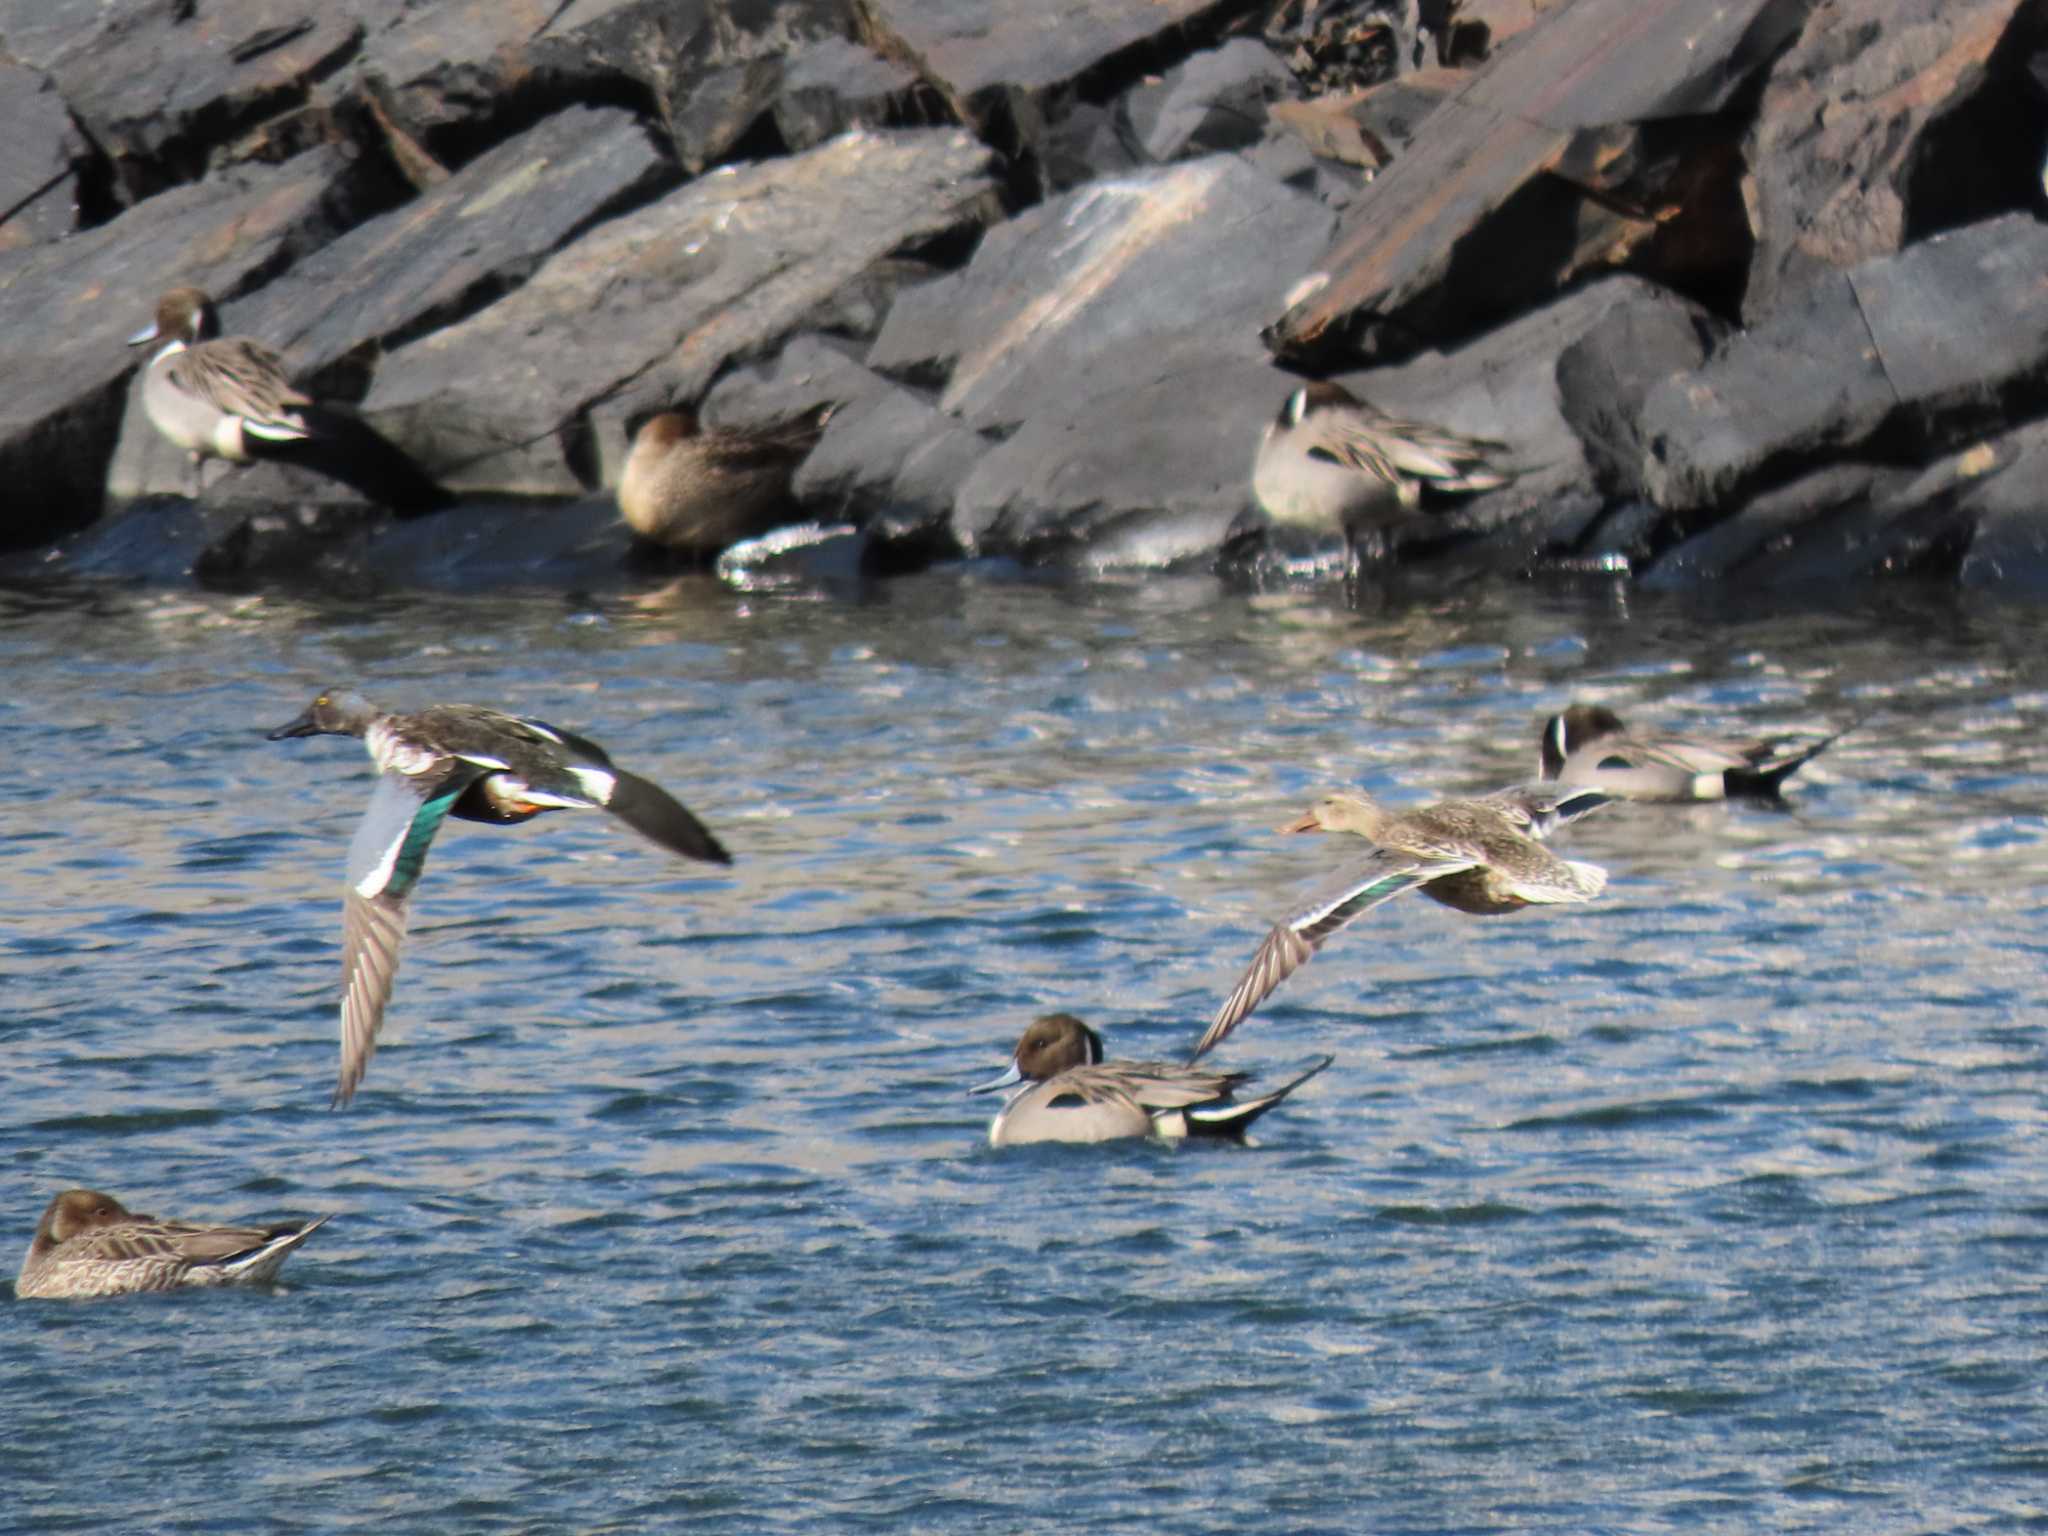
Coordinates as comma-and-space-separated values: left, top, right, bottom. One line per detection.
3, 0, 2046, 597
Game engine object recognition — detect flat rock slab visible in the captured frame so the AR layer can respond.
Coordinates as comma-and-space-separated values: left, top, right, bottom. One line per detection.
1635, 213, 2048, 513
872, 156, 1336, 430
1266, 0, 1797, 362
361, 128, 996, 496
0, 147, 358, 547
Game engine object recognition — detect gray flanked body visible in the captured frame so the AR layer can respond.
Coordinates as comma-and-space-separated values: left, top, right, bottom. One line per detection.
1197, 784, 1610, 1059
268, 688, 732, 1106
973, 1013, 1330, 1147
1538, 703, 1839, 801
128, 287, 313, 465
1250, 381, 1510, 539
17, 1189, 327, 1300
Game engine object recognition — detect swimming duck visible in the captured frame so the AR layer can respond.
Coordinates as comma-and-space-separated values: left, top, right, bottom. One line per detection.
268, 688, 731, 1105
127, 287, 314, 466
16, 1189, 328, 1299
1538, 703, 1838, 801
974, 1013, 1331, 1146
1195, 785, 1610, 1058
618, 406, 831, 559
1250, 381, 1509, 541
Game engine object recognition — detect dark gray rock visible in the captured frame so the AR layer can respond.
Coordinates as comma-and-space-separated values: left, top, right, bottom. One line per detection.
871, 156, 1336, 430
862, 0, 1222, 189
0, 147, 358, 549
0, 0, 373, 204
1634, 214, 2048, 514
1958, 422, 2048, 594
772, 38, 926, 152
1743, 0, 2031, 325
109, 107, 671, 507
1123, 40, 1294, 164
1556, 283, 1723, 498
950, 358, 1289, 566
793, 378, 987, 543
360, 128, 997, 496
1636, 463, 1899, 590
697, 334, 877, 435
0, 59, 87, 248
1041, 102, 1144, 193
360, 0, 856, 175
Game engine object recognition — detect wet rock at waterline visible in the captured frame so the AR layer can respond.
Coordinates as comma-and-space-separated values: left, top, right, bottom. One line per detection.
7, 0, 2048, 596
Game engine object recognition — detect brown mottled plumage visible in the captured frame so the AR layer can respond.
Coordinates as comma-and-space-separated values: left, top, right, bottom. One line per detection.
1196, 785, 1609, 1059
16, 1189, 328, 1299
618, 407, 830, 557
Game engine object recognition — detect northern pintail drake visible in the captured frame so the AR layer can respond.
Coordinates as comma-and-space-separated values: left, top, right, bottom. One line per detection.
268, 688, 732, 1105
1251, 381, 1509, 540
1538, 703, 1840, 801
16, 1189, 328, 1300
1195, 785, 1609, 1058
127, 287, 313, 466
974, 1013, 1331, 1147
618, 406, 830, 559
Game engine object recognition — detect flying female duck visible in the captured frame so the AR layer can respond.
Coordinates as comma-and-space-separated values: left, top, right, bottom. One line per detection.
974, 1013, 1330, 1147
1195, 784, 1609, 1059
269, 688, 731, 1105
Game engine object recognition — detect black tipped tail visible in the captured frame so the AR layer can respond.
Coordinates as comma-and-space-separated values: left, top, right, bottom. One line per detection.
1725, 736, 1833, 798
1186, 1055, 1335, 1141
606, 769, 731, 865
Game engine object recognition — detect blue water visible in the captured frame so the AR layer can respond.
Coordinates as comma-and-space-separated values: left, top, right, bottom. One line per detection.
3, 571, 2047, 1532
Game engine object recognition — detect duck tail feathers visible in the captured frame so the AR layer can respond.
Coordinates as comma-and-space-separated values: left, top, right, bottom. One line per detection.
1725, 737, 1831, 797
1186, 1056, 1334, 1140
604, 770, 732, 865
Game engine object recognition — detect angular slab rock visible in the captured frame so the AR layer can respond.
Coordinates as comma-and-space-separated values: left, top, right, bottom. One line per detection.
861, 0, 1221, 188
0, 147, 359, 549
772, 38, 927, 152
361, 129, 997, 496
1555, 282, 1723, 498
949, 357, 1299, 567
1266, 0, 1803, 363
1122, 40, 1296, 164
1635, 213, 2048, 514
872, 156, 1337, 431
107, 106, 672, 506
0, 60, 88, 250
1956, 421, 2048, 595
0, 0, 379, 204
1743, 0, 2031, 325
794, 376, 988, 546
362, 0, 857, 174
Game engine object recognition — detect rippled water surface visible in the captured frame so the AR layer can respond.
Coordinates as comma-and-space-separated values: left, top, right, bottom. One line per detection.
4, 568, 2048, 1532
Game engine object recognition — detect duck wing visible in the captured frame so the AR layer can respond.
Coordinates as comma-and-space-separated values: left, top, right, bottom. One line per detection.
333, 769, 476, 1106
1194, 847, 1475, 1059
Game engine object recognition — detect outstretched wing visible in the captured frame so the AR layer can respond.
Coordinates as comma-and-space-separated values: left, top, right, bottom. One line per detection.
1194, 848, 1475, 1059
333, 771, 470, 1106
